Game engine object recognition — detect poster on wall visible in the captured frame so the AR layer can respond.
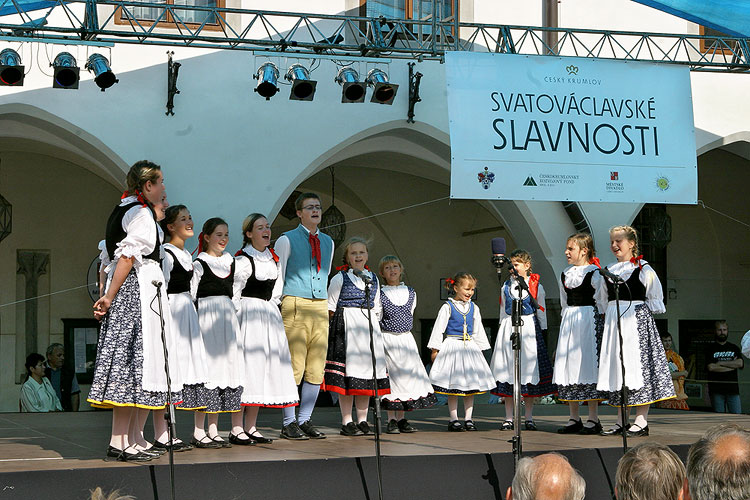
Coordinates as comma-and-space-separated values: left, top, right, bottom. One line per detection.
446, 52, 697, 204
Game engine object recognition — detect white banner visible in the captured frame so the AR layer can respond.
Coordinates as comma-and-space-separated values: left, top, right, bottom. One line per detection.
446, 52, 697, 204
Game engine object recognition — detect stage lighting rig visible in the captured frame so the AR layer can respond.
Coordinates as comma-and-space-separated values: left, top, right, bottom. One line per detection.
335, 67, 365, 103
366, 68, 398, 105
285, 63, 316, 101
86, 54, 118, 91
0, 48, 24, 86
52, 52, 79, 89
254, 62, 279, 100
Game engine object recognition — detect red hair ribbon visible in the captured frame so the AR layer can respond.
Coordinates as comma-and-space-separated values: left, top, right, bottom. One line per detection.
121, 190, 147, 207
192, 231, 204, 256
590, 256, 602, 268
336, 264, 349, 272
234, 249, 244, 257
528, 273, 545, 312
445, 277, 455, 286
269, 247, 280, 263
630, 254, 644, 269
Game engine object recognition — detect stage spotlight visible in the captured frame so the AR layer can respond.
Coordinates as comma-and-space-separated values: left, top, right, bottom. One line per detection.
335, 67, 365, 103
254, 62, 279, 100
52, 52, 79, 89
85, 54, 118, 91
366, 68, 398, 105
285, 63, 317, 101
0, 48, 24, 86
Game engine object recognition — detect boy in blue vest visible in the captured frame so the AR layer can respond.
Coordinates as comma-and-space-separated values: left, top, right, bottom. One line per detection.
272, 192, 334, 439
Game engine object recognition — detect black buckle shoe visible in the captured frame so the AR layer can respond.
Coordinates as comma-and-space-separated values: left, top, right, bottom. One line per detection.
280, 422, 310, 440
153, 440, 193, 452
228, 432, 255, 446
524, 420, 538, 431
357, 421, 372, 435
299, 420, 326, 439
398, 419, 417, 433
600, 424, 623, 436
557, 418, 583, 434
386, 419, 400, 434
500, 420, 514, 431
106, 446, 153, 462
448, 420, 465, 432
464, 420, 478, 431
190, 436, 222, 449
211, 436, 232, 448
579, 420, 603, 435
625, 424, 649, 437
340, 422, 364, 436
247, 432, 274, 444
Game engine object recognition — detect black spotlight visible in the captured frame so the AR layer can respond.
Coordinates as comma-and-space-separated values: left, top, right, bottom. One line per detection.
86, 53, 118, 91
335, 67, 366, 103
52, 52, 79, 89
254, 62, 279, 100
0, 48, 24, 86
285, 63, 316, 101
366, 68, 398, 105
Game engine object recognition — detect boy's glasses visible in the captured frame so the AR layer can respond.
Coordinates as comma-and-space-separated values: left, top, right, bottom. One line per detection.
302, 204, 322, 211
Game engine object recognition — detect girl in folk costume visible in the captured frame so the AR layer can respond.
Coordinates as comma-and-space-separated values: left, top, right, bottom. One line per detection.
231, 213, 299, 445
491, 250, 555, 431
324, 237, 390, 436
378, 256, 437, 434
90, 161, 181, 462
160, 204, 210, 451
190, 217, 244, 448
428, 273, 495, 432
655, 332, 689, 410
553, 233, 606, 435
596, 226, 674, 437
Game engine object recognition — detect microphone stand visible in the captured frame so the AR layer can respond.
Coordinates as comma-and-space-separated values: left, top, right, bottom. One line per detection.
154, 281, 177, 500
362, 275, 384, 500
492, 258, 539, 470
596, 268, 628, 453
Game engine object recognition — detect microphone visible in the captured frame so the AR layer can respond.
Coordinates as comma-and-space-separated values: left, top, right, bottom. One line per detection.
491, 237, 507, 271
352, 268, 372, 284
597, 266, 623, 283
152, 280, 163, 288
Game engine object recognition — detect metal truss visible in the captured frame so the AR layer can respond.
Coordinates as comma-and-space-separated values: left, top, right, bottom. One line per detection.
0, 0, 748, 72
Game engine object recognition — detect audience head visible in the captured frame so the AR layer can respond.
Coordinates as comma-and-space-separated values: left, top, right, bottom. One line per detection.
90, 487, 135, 500
507, 452, 585, 500
615, 441, 684, 500
683, 423, 750, 500
46, 343, 64, 370
25, 353, 46, 378
714, 321, 729, 343
660, 332, 674, 352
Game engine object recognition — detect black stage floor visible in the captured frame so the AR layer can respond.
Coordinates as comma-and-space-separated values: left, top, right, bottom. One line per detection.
1, 404, 748, 500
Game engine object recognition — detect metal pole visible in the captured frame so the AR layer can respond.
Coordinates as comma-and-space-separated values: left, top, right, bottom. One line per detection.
453, 0, 459, 50
363, 280, 384, 500
431, 0, 437, 55
154, 282, 177, 500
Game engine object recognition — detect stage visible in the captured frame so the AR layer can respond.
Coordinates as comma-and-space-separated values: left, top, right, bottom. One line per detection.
1, 404, 748, 500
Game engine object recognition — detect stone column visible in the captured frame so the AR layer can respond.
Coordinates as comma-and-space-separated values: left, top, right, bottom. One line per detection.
17, 250, 49, 360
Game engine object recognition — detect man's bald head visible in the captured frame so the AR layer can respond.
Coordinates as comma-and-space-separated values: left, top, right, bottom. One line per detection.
507, 453, 586, 500
685, 423, 750, 500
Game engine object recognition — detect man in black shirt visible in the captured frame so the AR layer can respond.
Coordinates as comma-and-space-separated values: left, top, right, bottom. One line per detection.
45, 343, 80, 412
706, 321, 743, 414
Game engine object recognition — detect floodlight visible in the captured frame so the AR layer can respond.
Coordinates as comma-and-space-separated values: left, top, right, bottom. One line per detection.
285, 63, 316, 101
254, 62, 279, 100
52, 52, 79, 89
86, 53, 118, 91
335, 67, 365, 103
366, 68, 398, 105
0, 48, 24, 86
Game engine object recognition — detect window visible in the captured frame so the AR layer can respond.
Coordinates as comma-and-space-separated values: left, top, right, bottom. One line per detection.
699, 26, 739, 55
115, 0, 225, 29
362, 0, 457, 34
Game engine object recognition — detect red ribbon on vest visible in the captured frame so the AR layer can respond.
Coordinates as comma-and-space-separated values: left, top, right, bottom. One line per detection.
528, 273, 545, 312
121, 190, 147, 207
630, 254, 644, 269
309, 233, 321, 272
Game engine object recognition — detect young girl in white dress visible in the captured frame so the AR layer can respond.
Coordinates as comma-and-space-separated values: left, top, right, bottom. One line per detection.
90, 161, 176, 462
596, 225, 675, 437
231, 213, 299, 445
378, 256, 437, 434
160, 204, 209, 450
190, 217, 244, 448
428, 272, 494, 432
553, 233, 606, 435
491, 250, 555, 431
324, 237, 390, 436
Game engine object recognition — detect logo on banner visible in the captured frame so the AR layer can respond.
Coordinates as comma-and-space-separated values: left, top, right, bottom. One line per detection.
566, 65, 579, 75
523, 176, 538, 186
477, 166, 495, 190
610, 171, 619, 180
656, 176, 670, 191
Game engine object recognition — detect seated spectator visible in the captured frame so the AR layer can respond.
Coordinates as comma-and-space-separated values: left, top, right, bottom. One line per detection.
741, 330, 750, 359
655, 332, 689, 410
506, 452, 585, 500
45, 343, 80, 411
615, 442, 684, 500
681, 423, 750, 500
20, 353, 63, 412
